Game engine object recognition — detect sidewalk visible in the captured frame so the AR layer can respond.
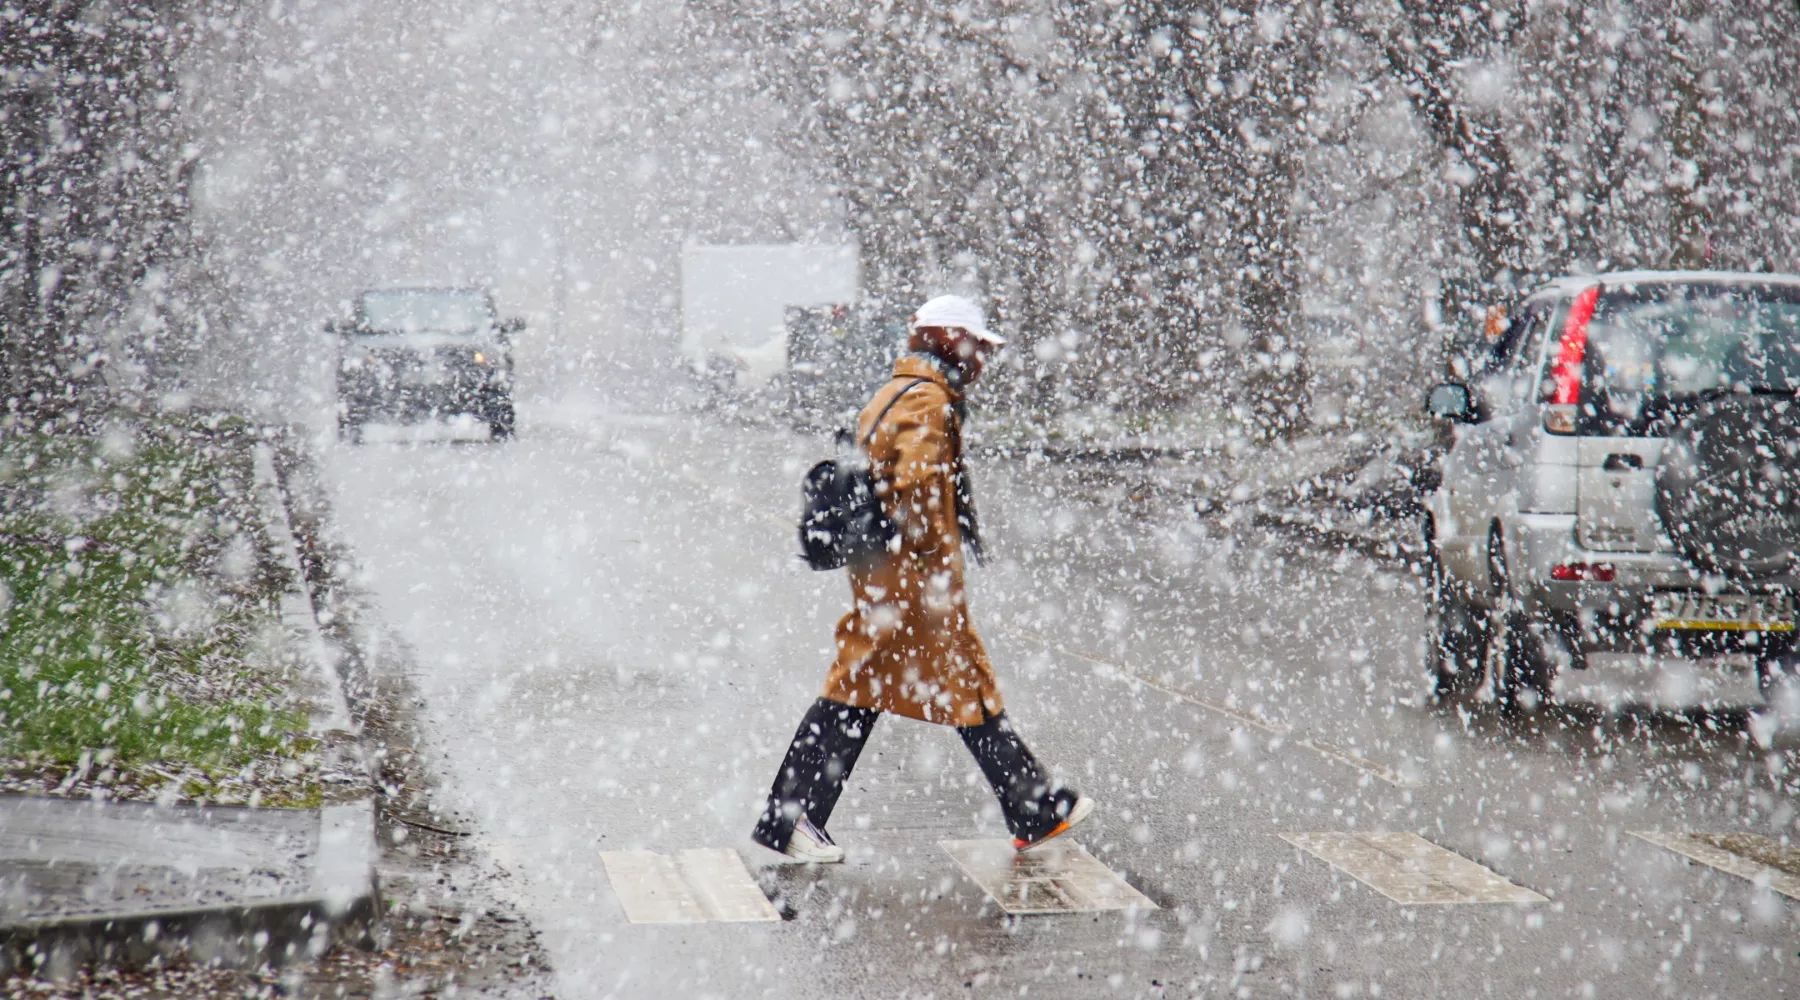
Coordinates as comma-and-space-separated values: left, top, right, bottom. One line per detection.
544, 392, 1434, 566
0, 796, 376, 977
976, 402, 1437, 529
1013, 407, 1436, 567
975, 405, 1235, 460
1208, 424, 1437, 568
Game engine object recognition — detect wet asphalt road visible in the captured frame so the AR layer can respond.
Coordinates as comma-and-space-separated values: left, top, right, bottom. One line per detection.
321, 404, 1798, 999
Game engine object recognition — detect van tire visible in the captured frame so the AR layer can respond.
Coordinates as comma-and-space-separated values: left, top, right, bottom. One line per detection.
1485, 528, 1577, 712
1425, 520, 1487, 698
1431, 594, 1489, 698
484, 395, 515, 440
1492, 613, 1570, 713
1757, 648, 1800, 717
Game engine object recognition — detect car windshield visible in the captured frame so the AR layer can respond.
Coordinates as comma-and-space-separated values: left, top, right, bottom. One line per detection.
358, 290, 491, 333
1577, 282, 1800, 435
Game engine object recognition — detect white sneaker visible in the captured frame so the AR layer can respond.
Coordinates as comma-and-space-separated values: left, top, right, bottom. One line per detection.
783, 815, 845, 864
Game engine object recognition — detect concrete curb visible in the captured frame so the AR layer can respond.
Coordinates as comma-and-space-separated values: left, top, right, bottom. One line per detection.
316, 800, 382, 917
975, 442, 1223, 463
0, 800, 381, 978
253, 442, 354, 736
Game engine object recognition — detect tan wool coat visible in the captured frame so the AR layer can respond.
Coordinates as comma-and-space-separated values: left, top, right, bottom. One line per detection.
818, 356, 1004, 727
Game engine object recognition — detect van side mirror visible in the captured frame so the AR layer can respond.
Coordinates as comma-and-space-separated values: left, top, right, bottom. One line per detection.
1425, 383, 1475, 423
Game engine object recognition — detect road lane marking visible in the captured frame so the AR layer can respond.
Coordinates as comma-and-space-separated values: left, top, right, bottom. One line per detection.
1297, 739, 1415, 788
996, 625, 1418, 787
941, 838, 1157, 915
995, 625, 1288, 734
1630, 831, 1800, 900
1281, 832, 1547, 904
1117, 665, 1290, 736
600, 849, 780, 923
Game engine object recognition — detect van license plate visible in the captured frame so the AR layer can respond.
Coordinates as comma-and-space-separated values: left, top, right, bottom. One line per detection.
401, 360, 444, 385
1651, 593, 1795, 631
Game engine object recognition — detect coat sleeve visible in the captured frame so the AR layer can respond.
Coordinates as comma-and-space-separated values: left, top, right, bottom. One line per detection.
872, 387, 959, 556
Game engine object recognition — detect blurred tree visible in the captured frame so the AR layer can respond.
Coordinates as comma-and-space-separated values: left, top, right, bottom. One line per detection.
1341, 0, 1532, 330
1663, 2, 1724, 269
1347, 0, 1800, 315
737, 0, 1332, 433
0, 0, 213, 427
734, 1, 1111, 410
1175, 1, 1327, 440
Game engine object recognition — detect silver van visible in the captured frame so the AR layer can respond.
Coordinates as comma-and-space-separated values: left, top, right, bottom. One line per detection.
1423, 271, 1800, 712
330, 288, 521, 442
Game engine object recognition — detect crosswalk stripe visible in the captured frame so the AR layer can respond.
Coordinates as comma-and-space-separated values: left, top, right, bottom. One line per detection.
1630, 831, 1800, 900
1282, 832, 1547, 905
940, 838, 1157, 915
600, 849, 781, 924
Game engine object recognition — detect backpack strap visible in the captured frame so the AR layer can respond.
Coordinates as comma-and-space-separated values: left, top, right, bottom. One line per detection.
861, 377, 932, 448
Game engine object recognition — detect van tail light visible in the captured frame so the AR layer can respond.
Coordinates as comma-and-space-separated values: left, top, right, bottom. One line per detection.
1543, 284, 1601, 435
1551, 562, 1615, 582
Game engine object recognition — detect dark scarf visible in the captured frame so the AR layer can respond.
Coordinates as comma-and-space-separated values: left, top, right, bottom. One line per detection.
911, 351, 984, 563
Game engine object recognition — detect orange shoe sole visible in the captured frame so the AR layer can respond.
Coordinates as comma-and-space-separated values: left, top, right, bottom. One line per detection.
1012, 797, 1094, 852
1013, 819, 1074, 852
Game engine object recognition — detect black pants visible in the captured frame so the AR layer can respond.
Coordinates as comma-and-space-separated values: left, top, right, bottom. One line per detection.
752, 697, 1078, 852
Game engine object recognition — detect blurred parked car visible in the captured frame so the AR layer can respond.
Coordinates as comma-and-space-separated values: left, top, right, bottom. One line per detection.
1424, 271, 1800, 712
329, 288, 520, 442
785, 304, 904, 431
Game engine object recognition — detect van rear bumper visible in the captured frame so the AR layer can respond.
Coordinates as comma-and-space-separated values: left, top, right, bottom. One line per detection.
1502, 512, 1797, 648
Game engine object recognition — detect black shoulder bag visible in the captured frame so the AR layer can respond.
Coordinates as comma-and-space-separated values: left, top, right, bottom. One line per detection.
797, 378, 929, 571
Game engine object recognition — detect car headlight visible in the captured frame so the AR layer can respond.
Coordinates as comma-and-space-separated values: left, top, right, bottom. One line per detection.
473, 351, 487, 365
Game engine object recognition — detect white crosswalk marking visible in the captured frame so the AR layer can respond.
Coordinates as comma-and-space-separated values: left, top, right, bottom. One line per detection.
1630, 831, 1800, 900
941, 838, 1157, 915
1282, 832, 1548, 905
600, 849, 781, 924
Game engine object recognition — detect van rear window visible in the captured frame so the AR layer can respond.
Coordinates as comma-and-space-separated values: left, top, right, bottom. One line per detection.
1576, 282, 1800, 436
359, 290, 493, 334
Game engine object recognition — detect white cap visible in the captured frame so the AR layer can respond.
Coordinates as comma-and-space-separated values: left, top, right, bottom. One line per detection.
911, 294, 1005, 345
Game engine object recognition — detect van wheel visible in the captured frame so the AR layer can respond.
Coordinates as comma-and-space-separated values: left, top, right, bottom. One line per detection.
1425, 523, 1487, 698
1485, 529, 1576, 712
1431, 593, 1489, 698
1757, 648, 1800, 718
1492, 613, 1571, 713
486, 398, 515, 440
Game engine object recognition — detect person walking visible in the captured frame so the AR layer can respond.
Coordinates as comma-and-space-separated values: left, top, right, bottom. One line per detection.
753, 294, 1095, 863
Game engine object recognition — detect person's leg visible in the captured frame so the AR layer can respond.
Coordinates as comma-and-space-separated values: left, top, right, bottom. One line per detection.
752, 698, 880, 852
958, 711, 1079, 843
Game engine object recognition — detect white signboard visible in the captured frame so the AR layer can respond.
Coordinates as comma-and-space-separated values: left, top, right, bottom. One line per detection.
680, 244, 859, 384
